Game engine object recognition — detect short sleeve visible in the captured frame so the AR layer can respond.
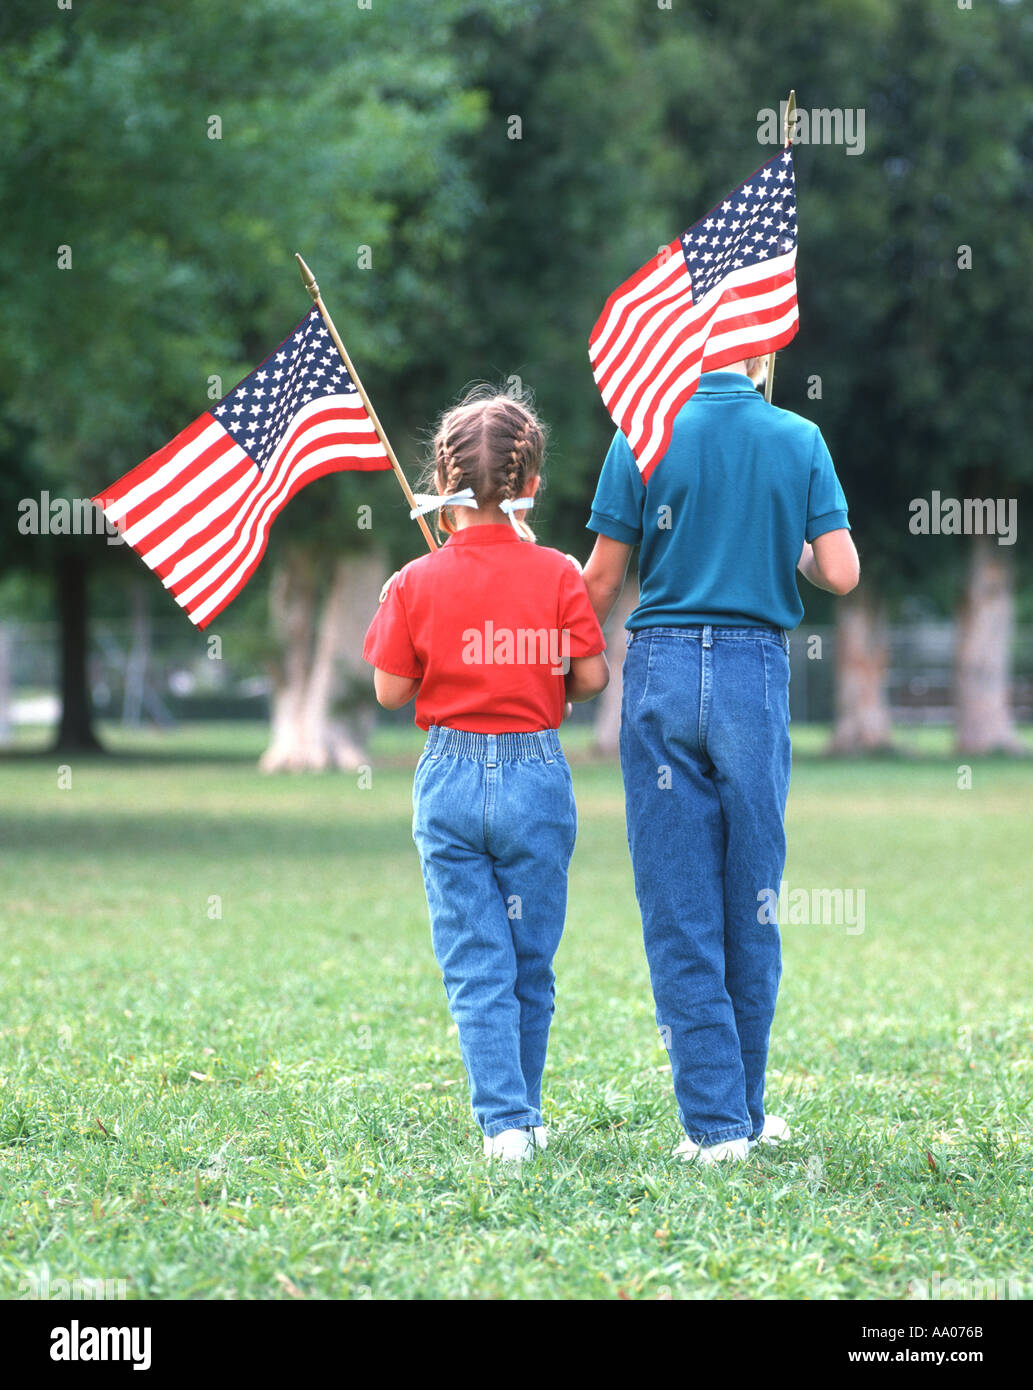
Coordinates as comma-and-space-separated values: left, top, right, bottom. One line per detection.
361, 570, 423, 679
586, 429, 644, 545
806, 429, 851, 542
559, 562, 606, 658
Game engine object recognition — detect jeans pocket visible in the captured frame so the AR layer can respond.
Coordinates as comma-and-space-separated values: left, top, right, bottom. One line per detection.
762, 642, 790, 721
623, 634, 651, 711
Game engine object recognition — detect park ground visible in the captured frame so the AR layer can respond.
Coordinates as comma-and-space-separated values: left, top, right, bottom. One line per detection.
1, 722, 1031, 1300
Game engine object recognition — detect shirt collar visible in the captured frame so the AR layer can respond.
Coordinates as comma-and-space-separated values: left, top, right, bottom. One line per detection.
695, 371, 760, 395
443, 523, 522, 546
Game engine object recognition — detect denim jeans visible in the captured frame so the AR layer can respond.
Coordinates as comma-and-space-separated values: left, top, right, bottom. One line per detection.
619, 625, 792, 1146
412, 725, 577, 1138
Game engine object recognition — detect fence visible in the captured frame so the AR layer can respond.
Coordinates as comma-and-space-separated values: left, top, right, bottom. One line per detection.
0, 618, 1031, 738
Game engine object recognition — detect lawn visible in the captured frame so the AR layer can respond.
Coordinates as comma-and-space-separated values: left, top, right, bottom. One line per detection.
1, 722, 1031, 1300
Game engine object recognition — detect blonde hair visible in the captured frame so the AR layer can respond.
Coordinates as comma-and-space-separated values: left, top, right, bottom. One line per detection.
423, 385, 547, 542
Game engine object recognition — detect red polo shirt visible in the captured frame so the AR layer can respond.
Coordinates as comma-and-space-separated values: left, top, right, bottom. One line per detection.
362, 525, 605, 733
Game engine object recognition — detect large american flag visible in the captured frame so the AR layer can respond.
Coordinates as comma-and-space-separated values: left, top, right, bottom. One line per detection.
589, 145, 799, 482
95, 308, 392, 629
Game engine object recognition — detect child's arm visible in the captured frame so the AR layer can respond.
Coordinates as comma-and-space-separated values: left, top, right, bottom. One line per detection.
565, 653, 609, 703
582, 535, 634, 627
797, 531, 860, 595
373, 669, 421, 709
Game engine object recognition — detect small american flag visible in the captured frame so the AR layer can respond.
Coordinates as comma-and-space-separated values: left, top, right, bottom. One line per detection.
589, 145, 799, 482
95, 308, 392, 629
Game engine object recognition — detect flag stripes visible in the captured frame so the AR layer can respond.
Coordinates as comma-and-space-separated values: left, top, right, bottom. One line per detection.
589, 147, 800, 482
96, 309, 392, 628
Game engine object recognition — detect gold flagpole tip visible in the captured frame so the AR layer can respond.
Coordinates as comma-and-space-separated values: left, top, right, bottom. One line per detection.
295, 252, 319, 300
783, 89, 797, 149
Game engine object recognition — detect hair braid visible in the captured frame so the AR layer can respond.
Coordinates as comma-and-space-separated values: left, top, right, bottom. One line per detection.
503, 418, 533, 500
433, 424, 465, 536
419, 385, 548, 543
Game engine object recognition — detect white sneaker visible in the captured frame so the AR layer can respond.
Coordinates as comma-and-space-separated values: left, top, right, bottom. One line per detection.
533, 1126, 548, 1152
674, 1136, 750, 1165
483, 1128, 534, 1162
749, 1115, 791, 1149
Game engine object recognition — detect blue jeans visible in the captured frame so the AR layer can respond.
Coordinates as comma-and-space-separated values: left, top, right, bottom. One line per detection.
412, 725, 577, 1138
619, 625, 792, 1146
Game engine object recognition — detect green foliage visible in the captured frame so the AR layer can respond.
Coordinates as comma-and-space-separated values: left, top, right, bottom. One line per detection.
1, 0, 1030, 613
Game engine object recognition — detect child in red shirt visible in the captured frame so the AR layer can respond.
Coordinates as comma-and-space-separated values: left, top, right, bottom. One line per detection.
363, 389, 608, 1162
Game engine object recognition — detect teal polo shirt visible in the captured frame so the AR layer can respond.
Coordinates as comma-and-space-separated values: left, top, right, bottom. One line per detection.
587, 371, 850, 632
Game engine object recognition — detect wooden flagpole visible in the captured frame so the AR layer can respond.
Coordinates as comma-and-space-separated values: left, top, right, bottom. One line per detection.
295, 252, 437, 552
764, 88, 796, 405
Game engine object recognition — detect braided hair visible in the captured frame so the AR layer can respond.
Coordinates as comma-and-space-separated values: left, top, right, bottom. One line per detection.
421, 386, 547, 541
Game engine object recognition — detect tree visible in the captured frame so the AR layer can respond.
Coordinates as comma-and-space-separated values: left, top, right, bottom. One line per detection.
0, 0, 499, 757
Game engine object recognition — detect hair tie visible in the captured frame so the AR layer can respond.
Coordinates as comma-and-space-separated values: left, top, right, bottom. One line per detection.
409, 487, 478, 519
499, 496, 534, 534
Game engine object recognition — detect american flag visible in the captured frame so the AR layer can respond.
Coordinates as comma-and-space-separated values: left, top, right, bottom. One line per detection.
589, 145, 799, 482
95, 307, 392, 629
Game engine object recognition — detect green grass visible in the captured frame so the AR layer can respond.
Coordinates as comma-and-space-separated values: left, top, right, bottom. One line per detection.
1, 722, 1031, 1300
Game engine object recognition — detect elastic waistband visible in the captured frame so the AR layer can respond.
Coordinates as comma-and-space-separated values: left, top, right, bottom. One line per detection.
423, 725, 563, 762
628, 624, 789, 650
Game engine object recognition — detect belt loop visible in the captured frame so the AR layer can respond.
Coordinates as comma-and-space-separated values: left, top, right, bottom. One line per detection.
702, 624, 713, 649
485, 733, 498, 767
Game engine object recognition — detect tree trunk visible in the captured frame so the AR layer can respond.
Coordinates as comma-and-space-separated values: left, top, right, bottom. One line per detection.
954, 533, 1026, 755
54, 551, 103, 753
593, 576, 639, 756
828, 588, 894, 753
0, 622, 12, 745
259, 549, 386, 773
122, 581, 150, 727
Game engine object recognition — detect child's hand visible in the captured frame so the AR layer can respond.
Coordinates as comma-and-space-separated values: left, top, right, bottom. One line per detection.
379, 571, 400, 603
562, 701, 573, 722
564, 553, 583, 574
